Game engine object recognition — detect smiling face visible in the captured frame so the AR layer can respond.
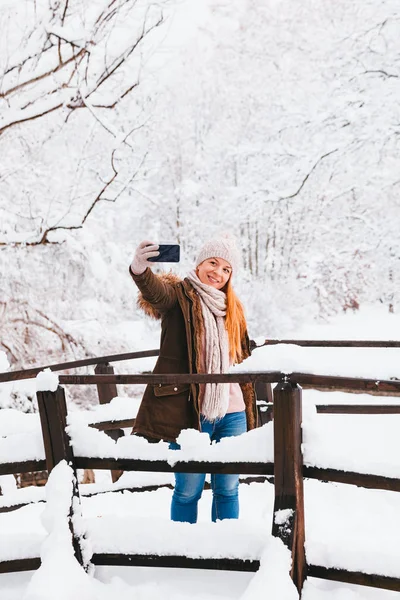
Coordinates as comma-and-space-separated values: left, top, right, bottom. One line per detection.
196, 257, 232, 290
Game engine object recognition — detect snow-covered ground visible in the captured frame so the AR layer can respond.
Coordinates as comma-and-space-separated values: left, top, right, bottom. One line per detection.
1, 306, 400, 599
1, 470, 400, 599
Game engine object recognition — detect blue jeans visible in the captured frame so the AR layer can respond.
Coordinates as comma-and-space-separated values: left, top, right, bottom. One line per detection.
170, 411, 247, 523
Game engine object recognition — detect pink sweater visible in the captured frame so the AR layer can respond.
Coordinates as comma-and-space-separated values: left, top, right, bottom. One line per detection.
198, 334, 245, 416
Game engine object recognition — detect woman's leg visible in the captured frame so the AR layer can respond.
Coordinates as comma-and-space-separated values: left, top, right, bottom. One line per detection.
171, 472, 206, 523
209, 411, 247, 522
170, 441, 206, 524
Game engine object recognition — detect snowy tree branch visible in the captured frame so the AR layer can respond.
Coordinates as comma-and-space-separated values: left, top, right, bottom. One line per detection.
278, 149, 339, 201
1, 48, 87, 100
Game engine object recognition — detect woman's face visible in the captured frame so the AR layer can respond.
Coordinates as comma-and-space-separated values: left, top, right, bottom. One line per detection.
196, 257, 232, 290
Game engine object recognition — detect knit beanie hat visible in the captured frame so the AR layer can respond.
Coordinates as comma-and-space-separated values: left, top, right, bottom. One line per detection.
195, 233, 241, 273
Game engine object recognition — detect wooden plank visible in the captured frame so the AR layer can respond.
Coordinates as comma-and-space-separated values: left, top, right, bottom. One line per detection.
36, 386, 85, 566
54, 372, 400, 397
0, 477, 269, 508
82, 483, 174, 498
89, 418, 136, 431
0, 501, 45, 514
308, 565, 400, 592
291, 373, 400, 396
0, 557, 41, 573
0, 460, 46, 476
257, 401, 273, 425
0, 350, 160, 383
303, 466, 400, 492
37, 387, 75, 472
81, 476, 271, 498
316, 405, 400, 414
75, 457, 274, 475
2, 339, 399, 383
255, 381, 273, 402
305, 386, 400, 398
94, 363, 124, 483
261, 340, 400, 347
272, 381, 306, 592
95, 363, 119, 406
58, 372, 283, 385
91, 553, 260, 572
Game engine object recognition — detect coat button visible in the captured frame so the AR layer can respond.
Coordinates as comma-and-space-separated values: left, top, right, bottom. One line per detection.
174, 387, 178, 391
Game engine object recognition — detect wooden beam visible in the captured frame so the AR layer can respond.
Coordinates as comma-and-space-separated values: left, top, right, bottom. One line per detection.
257, 401, 273, 425
0, 350, 159, 383
3, 367, 400, 395
95, 363, 119, 407
0, 557, 41, 573
0, 460, 46, 476
272, 381, 306, 592
0, 500, 45, 514
36, 386, 85, 566
2, 339, 399, 383
290, 373, 400, 396
58, 372, 283, 385
303, 466, 400, 492
305, 386, 400, 397
261, 340, 400, 347
75, 457, 274, 475
91, 553, 260, 572
316, 405, 400, 414
272, 384, 299, 548
0, 477, 270, 512
37, 387, 75, 472
89, 418, 136, 431
53, 372, 400, 397
94, 362, 124, 482
308, 565, 400, 592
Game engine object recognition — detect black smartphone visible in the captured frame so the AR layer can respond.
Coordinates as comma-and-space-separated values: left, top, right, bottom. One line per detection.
148, 244, 180, 262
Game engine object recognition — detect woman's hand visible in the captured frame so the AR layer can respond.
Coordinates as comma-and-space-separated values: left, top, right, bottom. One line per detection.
130, 241, 160, 275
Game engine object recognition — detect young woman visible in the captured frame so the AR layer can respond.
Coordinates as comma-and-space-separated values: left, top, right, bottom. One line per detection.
129, 235, 257, 523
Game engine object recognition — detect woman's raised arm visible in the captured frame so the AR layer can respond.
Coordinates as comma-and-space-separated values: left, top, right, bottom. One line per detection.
129, 241, 177, 313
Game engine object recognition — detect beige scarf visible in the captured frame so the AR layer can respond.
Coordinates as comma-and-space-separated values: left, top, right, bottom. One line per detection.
187, 270, 230, 421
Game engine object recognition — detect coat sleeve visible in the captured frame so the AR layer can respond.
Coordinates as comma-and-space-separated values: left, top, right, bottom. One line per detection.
129, 266, 178, 313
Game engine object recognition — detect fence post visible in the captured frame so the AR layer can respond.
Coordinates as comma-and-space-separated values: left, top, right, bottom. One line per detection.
95, 362, 124, 482
37, 386, 85, 567
255, 381, 274, 425
272, 380, 306, 593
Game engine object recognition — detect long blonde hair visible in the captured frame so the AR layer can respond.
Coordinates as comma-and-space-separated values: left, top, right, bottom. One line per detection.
224, 278, 247, 364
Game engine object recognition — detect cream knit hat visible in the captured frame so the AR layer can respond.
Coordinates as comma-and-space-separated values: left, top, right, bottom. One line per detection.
195, 233, 241, 273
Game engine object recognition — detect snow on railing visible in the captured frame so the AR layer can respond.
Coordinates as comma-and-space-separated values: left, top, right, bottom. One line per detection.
1, 352, 400, 595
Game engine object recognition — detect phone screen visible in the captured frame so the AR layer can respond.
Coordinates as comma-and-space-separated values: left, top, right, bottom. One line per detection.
148, 244, 180, 262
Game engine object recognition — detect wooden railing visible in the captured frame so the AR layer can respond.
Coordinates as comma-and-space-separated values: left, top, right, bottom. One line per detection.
1, 341, 400, 594
2, 338, 399, 383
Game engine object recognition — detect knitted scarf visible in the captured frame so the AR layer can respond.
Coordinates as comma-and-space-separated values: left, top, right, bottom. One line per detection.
186, 270, 230, 421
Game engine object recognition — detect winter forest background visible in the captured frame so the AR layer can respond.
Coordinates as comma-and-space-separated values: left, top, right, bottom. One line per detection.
1, 0, 399, 379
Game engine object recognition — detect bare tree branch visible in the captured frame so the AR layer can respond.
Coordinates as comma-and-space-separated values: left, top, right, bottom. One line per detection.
0, 1, 167, 245
89, 13, 163, 98
364, 69, 399, 78
0, 102, 64, 136
1, 47, 87, 99
3, 43, 53, 78
278, 149, 339, 201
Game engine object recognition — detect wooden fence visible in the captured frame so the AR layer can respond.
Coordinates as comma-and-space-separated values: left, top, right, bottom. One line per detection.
1, 341, 400, 595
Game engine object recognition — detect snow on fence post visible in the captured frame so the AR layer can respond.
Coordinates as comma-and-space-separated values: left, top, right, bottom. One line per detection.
36, 385, 85, 566
94, 362, 124, 482
272, 380, 306, 593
